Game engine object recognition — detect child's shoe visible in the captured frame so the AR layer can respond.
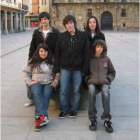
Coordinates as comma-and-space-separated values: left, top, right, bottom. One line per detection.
89, 118, 97, 131
40, 115, 50, 126
104, 119, 113, 133
24, 100, 34, 107
34, 116, 42, 132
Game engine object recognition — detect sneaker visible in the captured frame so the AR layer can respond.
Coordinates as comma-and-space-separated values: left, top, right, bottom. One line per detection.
34, 126, 42, 132
24, 102, 34, 107
40, 115, 50, 126
104, 120, 113, 133
59, 112, 66, 119
89, 118, 97, 131
34, 116, 42, 132
69, 111, 77, 118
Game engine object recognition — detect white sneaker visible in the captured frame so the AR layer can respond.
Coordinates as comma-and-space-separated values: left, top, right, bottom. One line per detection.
24, 102, 34, 107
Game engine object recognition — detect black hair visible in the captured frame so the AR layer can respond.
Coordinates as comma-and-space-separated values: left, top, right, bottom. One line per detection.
63, 15, 77, 29
28, 43, 53, 70
86, 16, 102, 37
39, 12, 50, 22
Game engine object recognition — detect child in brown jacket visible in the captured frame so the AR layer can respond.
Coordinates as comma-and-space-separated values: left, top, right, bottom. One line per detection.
85, 39, 116, 133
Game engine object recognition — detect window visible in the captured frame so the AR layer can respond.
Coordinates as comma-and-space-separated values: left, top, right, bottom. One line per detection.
104, 0, 110, 2
121, 0, 126, 2
88, 0, 92, 2
87, 9, 92, 17
121, 9, 126, 17
42, 0, 46, 5
68, 0, 73, 2
123, 23, 125, 27
69, 10, 74, 15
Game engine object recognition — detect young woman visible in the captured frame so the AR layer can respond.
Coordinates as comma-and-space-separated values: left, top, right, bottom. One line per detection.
86, 16, 105, 49
22, 43, 59, 132
81, 16, 106, 90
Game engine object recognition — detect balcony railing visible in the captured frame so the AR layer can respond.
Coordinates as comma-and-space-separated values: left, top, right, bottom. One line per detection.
53, 0, 139, 3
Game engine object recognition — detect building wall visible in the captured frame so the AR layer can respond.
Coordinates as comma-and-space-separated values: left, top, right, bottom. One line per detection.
39, 0, 50, 13
32, 0, 39, 14
1, 0, 28, 34
51, 1, 139, 31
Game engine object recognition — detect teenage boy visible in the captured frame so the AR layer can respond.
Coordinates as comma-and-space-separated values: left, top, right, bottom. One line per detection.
85, 39, 116, 133
54, 15, 90, 119
24, 12, 59, 107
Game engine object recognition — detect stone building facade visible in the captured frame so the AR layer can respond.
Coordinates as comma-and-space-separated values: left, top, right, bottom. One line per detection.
51, 0, 139, 32
1, 0, 28, 35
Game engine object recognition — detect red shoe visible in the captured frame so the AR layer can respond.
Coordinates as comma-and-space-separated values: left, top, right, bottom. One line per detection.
34, 116, 42, 132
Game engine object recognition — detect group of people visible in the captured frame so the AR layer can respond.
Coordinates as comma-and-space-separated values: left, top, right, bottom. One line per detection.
22, 12, 116, 133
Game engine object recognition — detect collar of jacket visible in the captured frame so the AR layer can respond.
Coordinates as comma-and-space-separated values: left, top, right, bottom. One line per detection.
91, 53, 106, 58
65, 29, 79, 38
88, 32, 96, 39
39, 26, 53, 33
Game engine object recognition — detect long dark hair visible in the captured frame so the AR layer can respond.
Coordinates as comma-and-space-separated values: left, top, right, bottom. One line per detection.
28, 43, 53, 70
86, 16, 102, 37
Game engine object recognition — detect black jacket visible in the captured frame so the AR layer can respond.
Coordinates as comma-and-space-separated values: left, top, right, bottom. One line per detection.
87, 32, 105, 48
54, 30, 90, 75
28, 27, 60, 60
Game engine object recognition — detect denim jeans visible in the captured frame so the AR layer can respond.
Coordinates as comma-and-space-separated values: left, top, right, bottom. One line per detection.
88, 84, 112, 120
60, 69, 82, 112
26, 71, 34, 102
30, 83, 54, 116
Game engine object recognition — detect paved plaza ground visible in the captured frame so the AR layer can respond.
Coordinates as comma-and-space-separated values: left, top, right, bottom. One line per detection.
1, 28, 139, 140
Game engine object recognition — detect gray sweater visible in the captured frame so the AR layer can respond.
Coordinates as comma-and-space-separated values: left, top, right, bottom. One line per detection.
22, 62, 59, 86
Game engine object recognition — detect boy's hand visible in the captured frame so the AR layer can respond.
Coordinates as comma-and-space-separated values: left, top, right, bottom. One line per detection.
50, 82, 57, 88
87, 79, 91, 84
56, 73, 60, 76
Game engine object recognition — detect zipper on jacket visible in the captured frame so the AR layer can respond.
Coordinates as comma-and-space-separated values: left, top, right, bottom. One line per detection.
98, 57, 100, 85
70, 38, 73, 71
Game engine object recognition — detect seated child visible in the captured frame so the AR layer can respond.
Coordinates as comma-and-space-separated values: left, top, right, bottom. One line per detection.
85, 39, 116, 133
22, 43, 59, 132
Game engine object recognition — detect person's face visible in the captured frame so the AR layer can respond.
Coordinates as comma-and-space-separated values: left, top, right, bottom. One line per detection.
65, 20, 75, 33
89, 18, 96, 31
39, 48, 48, 59
95, 45, 103, 56
40, 17, 50, 27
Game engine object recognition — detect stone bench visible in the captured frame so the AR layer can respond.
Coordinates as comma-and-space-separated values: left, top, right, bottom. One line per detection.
50, 89, 89, 110
50, 86, 101, 110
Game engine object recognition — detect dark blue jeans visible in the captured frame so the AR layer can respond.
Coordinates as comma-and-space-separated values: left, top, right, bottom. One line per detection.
60, 69, 82, 112
30, 83, 54, 116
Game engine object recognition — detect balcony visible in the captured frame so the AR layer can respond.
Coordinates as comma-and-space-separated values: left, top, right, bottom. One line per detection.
53, 0, 139, 4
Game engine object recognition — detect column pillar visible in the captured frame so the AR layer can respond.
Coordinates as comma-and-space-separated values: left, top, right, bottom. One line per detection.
22, 13, 26, 31
19, 13, 23, 31
10, 11, 14, 33
3, 10, 8, 35
15, 12, 18, 32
